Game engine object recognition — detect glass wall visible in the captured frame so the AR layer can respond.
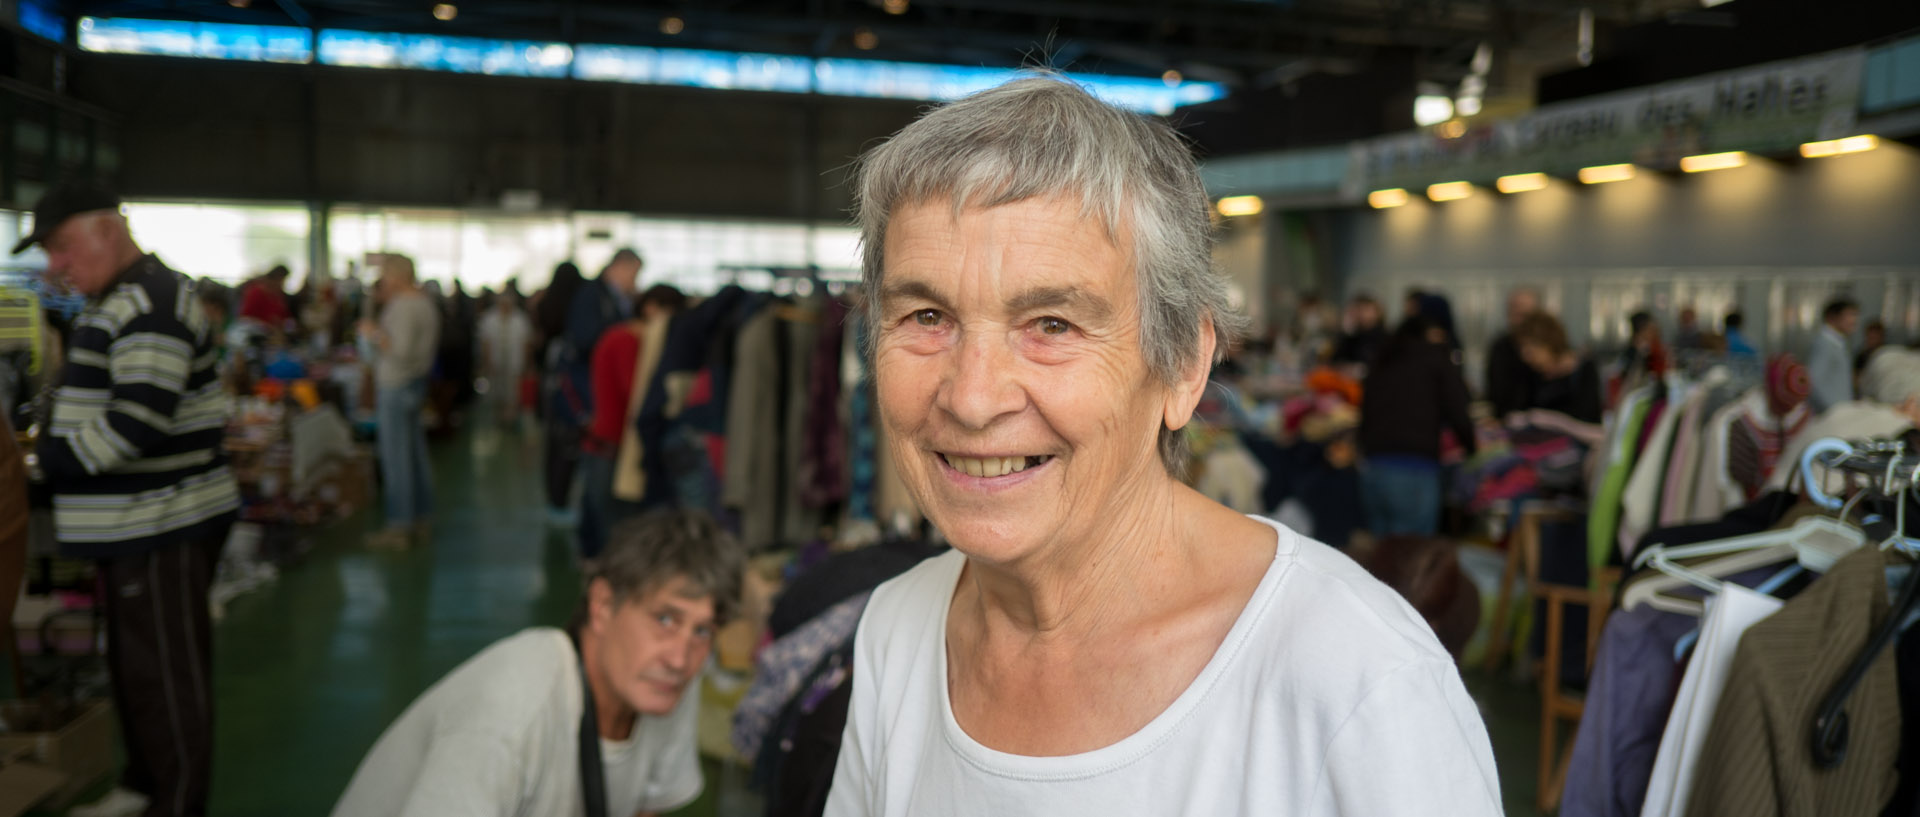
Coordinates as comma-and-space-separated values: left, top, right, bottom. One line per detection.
124, 201, 311, 285
327, 206, 859, 296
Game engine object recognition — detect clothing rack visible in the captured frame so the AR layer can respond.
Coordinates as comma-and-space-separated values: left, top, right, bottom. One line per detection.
1801, 435, 1920, 770
1806, 437, 1920, 498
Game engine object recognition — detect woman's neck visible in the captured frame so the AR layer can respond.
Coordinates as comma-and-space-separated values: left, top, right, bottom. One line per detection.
959, 475, 1195, 640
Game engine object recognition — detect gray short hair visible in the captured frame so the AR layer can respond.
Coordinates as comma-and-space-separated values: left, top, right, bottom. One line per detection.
586, 510, 745, 625
1862, 347, 1920, 406
855, 75, 1247, 473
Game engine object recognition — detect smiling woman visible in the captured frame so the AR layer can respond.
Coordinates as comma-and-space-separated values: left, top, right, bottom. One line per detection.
823, 76, 1504, 817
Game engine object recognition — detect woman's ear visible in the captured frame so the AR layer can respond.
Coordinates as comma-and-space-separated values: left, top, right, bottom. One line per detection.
1162, 317, 1218, 433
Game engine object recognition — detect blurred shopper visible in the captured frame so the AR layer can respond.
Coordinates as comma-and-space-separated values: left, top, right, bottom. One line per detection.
1807, 297, 1859, 413
1359, 315, 1477, 536
331, 510, 740, 817
299, 272, 342, 349
536, 262, 585, 367
1512, 312, 1604, 425
477, 292, 534, 426
547, 250, 643, 527
578, 284, 686, 560
239, 263, 293, 332
14, 183, 240, 817
1724, 311, 1758, 360
1485, 287, 1541, 419
1619, 310, 1667, 391
1855, 318, 1886, 374
1769, 347, 1920, 496
1674, 306, 1706, 353
1330, 293, 1387, 368
535, 262, 585, 520
1412, 291, 1462, 353
361, 255, 441, 549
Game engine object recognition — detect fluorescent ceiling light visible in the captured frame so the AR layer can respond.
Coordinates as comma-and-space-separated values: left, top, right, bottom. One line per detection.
1216, 195, 1264, 217
1800, 134, 1879, 158
1578, 164, 1635, 184
1680, 151, 1747, 173
1368, 189, 1409, 209
1496, 173, 1548, 194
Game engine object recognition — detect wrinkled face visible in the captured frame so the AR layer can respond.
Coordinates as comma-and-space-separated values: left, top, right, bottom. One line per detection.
873, 196, 1200, 565
40, 213, 123, 296
586, 575, 716, 717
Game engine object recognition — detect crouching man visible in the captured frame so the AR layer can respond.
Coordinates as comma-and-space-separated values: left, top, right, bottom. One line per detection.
332, 510, 743, 816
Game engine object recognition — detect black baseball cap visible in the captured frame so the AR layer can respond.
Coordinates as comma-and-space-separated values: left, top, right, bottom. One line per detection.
11, 182, 123, 255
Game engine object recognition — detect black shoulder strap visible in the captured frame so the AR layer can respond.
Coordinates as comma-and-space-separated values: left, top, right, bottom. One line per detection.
574, 638, 610, 817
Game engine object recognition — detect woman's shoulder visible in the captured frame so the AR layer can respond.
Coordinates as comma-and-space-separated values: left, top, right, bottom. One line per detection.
858, 549, 966, 645
1250, 520, 1457, 674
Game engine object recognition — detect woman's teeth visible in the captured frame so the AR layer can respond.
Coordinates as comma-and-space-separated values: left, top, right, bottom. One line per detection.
943, 455, 1049, 478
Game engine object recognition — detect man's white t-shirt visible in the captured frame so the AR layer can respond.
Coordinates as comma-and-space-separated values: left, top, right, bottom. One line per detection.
823, 516, 1502, 816
331, 628, 702, 817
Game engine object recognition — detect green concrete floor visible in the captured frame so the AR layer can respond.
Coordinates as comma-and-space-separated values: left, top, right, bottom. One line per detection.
12, 418, 1552, 816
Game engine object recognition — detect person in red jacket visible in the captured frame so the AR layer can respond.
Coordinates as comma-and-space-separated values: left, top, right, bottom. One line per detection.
238, 265, 293, 331
578, 284, 687, 559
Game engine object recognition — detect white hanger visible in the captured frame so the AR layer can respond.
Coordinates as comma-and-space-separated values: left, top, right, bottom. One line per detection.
1621, 516, 1867, 614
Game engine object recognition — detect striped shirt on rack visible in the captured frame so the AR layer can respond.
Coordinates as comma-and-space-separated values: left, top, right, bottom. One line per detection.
36, 255, 239, 558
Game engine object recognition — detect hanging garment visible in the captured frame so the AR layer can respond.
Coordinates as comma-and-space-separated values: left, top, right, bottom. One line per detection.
844, 315, 879, 524
781, 305, 825, 542
1688, 389, 1758, 523
1621, 386, 1691, 560
1640, 584, 1784, 817
799, 298, 850, 509
1657, 382, 1718, 528
1589, 390, 1653, 572
1888, 619, 1920, 817
612, 317, 670, 502
734, 592, 870, 760
1725, 400, 1812, 501
1559, 604, 1699, 817
724, 307, 784, 550
1683, 548, 1907, 817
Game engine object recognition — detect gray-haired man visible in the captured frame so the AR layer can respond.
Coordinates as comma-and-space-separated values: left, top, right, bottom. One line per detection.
15, 182, 240, 817
332, 509, 743, 817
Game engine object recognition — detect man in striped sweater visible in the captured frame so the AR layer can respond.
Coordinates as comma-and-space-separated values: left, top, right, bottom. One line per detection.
15, 183, 239, 817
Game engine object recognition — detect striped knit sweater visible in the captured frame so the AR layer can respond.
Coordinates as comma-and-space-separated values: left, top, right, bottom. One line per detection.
36, 255, 239, 558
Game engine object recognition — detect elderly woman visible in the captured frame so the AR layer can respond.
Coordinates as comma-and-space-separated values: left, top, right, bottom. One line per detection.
823, 77, 1500, 815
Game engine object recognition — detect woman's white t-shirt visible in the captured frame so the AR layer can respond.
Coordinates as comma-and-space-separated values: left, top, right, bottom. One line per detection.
824, 516, 1502, 816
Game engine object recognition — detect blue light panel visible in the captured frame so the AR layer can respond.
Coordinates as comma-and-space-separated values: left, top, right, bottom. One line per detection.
318, 30, 573, 78
573, 44, 813, 93
75, 16, 1230, 115
77, 17, 313, 63
577, 46, 1226, 115
18, 0, 65, 43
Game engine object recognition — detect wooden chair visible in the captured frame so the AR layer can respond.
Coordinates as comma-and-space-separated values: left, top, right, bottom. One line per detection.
1479, 501, 1618, 813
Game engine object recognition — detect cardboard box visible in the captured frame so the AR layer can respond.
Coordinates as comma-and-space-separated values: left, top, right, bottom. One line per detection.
0, 699, 114, 808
